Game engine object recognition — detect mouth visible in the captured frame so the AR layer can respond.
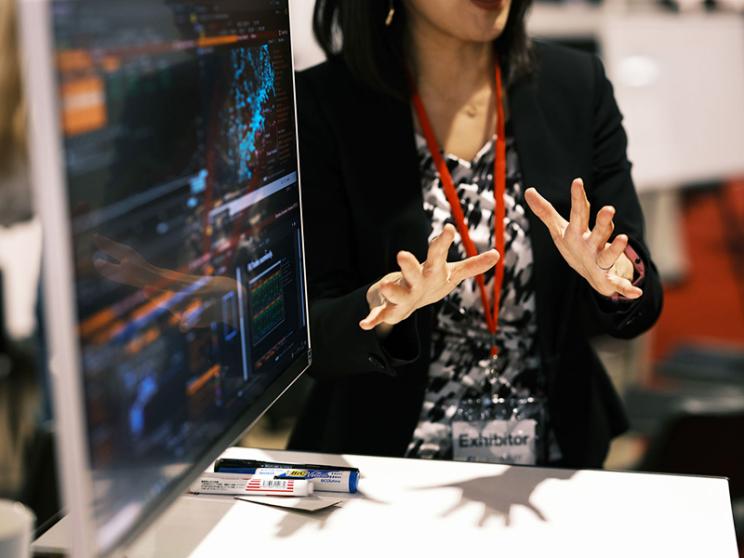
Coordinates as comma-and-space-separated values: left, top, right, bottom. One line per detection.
469, 0, 505, 11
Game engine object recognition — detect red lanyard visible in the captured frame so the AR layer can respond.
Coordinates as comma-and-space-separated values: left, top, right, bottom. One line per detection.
411, 64, 506, 356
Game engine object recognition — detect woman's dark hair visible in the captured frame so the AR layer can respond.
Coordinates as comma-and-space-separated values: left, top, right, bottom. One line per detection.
312, 0, 535, 99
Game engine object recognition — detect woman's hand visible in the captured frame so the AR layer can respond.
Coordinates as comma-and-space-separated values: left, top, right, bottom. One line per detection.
360, 223, 500, 331
92, 234, 246, 329
92, 234, 161, 289
524, 178, 642, 300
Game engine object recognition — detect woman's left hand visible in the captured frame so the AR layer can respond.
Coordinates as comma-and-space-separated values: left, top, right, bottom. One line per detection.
524, 178, 642, 300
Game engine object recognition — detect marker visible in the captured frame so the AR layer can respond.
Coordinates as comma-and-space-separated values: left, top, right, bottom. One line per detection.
190, 472, 313, 496
214, 458, 359, 493
215, 458, 358, 473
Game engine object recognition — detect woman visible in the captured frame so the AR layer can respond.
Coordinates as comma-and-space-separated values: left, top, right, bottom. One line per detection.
0, 0, 31, 227
288, 0, 663, 468
0, 0, 33, 497
0, 0, 59, 527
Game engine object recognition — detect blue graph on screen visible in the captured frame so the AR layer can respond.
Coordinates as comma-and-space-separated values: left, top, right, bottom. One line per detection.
227, 44, 276, 182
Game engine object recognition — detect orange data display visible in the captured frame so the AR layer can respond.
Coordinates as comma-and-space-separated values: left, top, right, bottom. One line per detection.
187, 364, 221, 397
61, 76, 107, 136
57, 49, 93, 73
197, 35, 238, 48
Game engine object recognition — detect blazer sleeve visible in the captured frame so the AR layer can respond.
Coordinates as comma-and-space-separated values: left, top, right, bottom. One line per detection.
296, 71, 420, 380
580, 56, 663, 339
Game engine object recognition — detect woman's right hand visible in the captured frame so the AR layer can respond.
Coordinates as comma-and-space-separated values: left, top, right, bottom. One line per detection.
360, 223, 500, 331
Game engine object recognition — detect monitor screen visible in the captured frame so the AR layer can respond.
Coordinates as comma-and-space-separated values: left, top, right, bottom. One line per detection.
33, 0, 309, 553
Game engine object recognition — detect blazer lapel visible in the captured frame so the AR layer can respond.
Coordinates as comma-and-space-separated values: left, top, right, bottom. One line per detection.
509, 75, 573, 362
351, 88, 429, 265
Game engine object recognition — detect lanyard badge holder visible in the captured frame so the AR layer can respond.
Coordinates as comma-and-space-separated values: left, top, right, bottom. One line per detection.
412, 61, 547, 466
445, 321, 549, 466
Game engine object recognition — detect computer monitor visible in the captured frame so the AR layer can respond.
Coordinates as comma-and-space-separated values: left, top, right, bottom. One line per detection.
19, 0, 310, 555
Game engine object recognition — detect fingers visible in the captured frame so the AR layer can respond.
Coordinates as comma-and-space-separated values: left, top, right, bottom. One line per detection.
425, 223, 456, 266
612, 251, 635, 282
606, 273, 643, 299
595, 233, 641, 298
360, 300, 411, 331
378, 278, 410, 305
596, 234, 628, 271
93, 234, 134, 261
360, 271, 412, 330
93, 257, 119, 279
359, 303, 389, 330
397, 251, 422, 290
450, 249, 500, 283
568, 178, 590, 232
524, 187, 566, 240
589, 206, 616, 249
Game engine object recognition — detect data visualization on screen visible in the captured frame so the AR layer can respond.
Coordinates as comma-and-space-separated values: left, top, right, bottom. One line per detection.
44, 0, 309, 552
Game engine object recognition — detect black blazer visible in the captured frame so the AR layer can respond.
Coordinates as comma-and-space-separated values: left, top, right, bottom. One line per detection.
288, 41, 663, 468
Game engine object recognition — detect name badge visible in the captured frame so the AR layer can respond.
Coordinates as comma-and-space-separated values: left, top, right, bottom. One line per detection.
452, 419, 537, 465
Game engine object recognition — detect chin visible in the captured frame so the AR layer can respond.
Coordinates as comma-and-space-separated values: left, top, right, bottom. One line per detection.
456, 19, 508, 43
408, 0, 512, 44
451, 1, 511, 42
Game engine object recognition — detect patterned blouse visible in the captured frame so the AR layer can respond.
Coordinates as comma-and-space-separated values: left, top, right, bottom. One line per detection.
405, 122, 556, 463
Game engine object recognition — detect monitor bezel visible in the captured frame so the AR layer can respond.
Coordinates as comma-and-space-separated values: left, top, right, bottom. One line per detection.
18, 0, 312, 555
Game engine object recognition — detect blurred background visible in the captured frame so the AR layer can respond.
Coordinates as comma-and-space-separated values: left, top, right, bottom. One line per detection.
1, 0, 743, 552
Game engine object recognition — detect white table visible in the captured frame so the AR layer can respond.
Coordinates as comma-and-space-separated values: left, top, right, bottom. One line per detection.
34, 447, 739, 557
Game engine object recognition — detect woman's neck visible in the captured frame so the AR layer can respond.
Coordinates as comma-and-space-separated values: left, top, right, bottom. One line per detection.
406, 14, 497, 160
407, 16, 494, 100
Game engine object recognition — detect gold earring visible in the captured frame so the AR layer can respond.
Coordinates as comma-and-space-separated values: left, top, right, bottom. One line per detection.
385, 2, 395, 27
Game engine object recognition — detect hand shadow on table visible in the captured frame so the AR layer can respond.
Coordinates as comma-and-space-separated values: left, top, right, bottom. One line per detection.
413, 466, 577, 528
272, 456, 390, 539
273, 489, 389, 538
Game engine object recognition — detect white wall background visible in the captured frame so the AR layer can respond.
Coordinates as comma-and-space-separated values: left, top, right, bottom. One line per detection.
289, 0, 325, 71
